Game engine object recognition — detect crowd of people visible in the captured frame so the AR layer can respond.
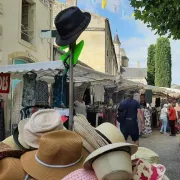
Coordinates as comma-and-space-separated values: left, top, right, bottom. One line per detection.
160, 101, 180, 136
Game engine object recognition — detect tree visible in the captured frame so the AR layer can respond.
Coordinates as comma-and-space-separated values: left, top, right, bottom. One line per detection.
155, 37, 172, 87
130, 0, 180, 39
147, 44, 156, 86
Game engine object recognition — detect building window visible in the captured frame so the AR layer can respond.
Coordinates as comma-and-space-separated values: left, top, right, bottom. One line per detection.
107, 51, 108, 56
21, 0, 35, 44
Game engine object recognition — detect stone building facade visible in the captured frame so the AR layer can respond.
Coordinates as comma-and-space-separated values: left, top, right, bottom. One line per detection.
0, 0, 53, 135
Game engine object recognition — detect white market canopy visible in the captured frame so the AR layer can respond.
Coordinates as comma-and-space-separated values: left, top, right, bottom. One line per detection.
0, 60, 116, 83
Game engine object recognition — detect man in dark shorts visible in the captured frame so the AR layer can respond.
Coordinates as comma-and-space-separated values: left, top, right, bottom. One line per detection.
119, 90, 144, 146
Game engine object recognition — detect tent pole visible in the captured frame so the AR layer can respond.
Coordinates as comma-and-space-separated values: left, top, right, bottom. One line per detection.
68, 42, 75, 130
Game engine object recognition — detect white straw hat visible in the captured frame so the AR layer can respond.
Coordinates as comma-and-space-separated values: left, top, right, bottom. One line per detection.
23, 109, 64, 148
84, 143, 138, 180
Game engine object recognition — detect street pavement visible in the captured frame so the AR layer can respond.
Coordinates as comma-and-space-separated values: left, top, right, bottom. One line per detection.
139, 130, 180, 180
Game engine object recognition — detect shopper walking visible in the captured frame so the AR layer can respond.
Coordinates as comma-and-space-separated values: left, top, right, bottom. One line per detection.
160, 104, 168, 134
118, 90, 144, 146
168, 103, 177, 136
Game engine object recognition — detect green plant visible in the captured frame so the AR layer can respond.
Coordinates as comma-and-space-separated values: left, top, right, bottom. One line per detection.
155, 37, 172, 87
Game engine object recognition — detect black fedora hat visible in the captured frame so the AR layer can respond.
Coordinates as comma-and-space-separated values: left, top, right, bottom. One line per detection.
55, 6, 91, 46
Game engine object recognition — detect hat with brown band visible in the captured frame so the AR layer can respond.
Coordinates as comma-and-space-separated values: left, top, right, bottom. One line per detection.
95, 122, 126, 144
21, 130, 86, 180
0, 142, 25, 160
0, 157, 26, 180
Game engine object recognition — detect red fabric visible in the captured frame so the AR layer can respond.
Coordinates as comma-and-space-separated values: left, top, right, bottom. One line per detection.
168, 107, 177, 120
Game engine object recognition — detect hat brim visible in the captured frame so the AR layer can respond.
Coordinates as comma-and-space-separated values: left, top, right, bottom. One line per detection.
13, 127, 28, 151
21, 148, 89, 180
56, 12, 91, 46
83, 142, 138, 170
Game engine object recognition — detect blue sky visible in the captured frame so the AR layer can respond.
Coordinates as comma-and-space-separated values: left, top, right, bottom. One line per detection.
59, 0, 180, 85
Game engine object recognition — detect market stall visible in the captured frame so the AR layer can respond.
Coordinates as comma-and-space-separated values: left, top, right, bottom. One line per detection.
0, 60, 116, 136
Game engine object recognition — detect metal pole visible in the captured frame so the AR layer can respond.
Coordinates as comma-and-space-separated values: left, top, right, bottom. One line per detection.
68, 42, 75, 130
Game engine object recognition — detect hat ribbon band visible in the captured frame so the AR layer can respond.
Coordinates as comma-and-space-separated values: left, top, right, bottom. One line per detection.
35, 153, 82, 168
95, 129, 112, 144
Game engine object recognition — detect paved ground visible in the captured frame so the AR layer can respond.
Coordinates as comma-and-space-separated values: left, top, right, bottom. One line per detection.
137, 130, 180, 180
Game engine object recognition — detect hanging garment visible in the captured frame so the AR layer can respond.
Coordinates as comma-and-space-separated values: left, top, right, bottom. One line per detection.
0, 105, 5, 141
35, 80, 49, 106
12, 81, 23, 125
141, 108, 152, 136
145, 89, 152, 104
74, 101, 87, 117
22, 73, 37, 107
74, 82, 90, 102
92, 85, 105, 102
53, 74, 67, 108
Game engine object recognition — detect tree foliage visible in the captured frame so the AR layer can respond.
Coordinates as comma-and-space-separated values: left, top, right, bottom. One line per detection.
130, 0, 180, 39
155, 37, 172, 87
147, 44, 156, 86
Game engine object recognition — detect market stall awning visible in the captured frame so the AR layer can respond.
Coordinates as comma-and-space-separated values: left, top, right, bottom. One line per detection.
0, 61, 116, 83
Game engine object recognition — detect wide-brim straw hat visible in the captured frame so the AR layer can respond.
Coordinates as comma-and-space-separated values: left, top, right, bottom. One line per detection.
132, 158, 166, 180
0, 142, 24, 160
21, 130, 88, 180
84, 143, 138, 180
62, 169, 97, 180
84, 142, 138, 170
95, 122, 125, 144
74, 114, 107, 152
0, 157, 26, 180
2, 135, 23, 150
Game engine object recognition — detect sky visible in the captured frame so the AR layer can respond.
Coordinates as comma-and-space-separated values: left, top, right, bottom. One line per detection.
59, 0, 180, 85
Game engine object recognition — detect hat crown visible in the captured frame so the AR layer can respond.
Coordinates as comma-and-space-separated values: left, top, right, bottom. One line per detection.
55, 7, 86, 37
27, 109, 63, 133
36, 130, 83, 166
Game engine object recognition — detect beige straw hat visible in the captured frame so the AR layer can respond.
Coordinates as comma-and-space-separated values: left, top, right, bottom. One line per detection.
95, 122, 125, 143
2, 135, 23, 150
21, 130, 86, 180
84, 143, 138, 180
23, 109, 64, 148
0, 142, 24, 160
74, 114, 107, 152
0, 157, 26, 180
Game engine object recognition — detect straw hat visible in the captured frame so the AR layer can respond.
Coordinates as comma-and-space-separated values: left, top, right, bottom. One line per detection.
62, 169, 97, 180
84, 143, 138, 180
23, 109, 64, 148
2, 135, 23, 150
95, 122, 125, 143
0, 157, 26, 180
21, 130, 86, 180
131, 147, 159, 164
0, 142, 24, 160
13, 125, 31, 151
132, 158, 166, 180
17, 118, 31, 149
74, 114, 107, 152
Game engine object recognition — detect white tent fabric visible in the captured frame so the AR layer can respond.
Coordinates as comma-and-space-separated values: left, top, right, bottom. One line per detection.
0, 60, 116, 83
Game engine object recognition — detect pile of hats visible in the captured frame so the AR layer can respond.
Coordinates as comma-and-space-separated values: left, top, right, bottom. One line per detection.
0, 109, 168, 180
